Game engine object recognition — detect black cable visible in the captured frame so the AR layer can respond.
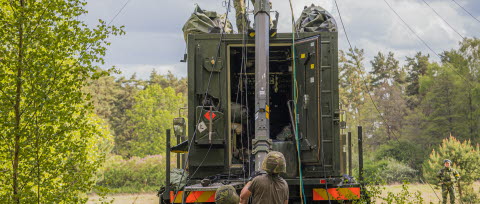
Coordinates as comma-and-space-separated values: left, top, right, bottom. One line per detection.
451, 0, 480, 25
229, 2, 249, 180
382, 0, 474, 88
420, 0, 465, 40
419, 176, 441, 202
185, 144, 213, 183
108, 0, 132, 26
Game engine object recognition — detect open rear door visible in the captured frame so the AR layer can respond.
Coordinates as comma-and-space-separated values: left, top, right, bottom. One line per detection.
295, 36, 321, 164
294, 34, 338, 171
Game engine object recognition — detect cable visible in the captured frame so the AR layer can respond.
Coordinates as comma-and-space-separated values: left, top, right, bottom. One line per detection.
419, 176, 441, 202
287, 1, 307, 203
244, 0, 252, 179
107, 0, 132, 26
451, 0, 480, 25
229, 1, 250, 181
334, 0, 400, 141
420, 0, 465, 40
382, 0, 474, 88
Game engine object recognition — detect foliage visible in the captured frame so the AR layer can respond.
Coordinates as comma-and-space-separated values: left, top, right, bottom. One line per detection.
85, 71, 188, 157
375, 140, 425, 170
404, 52, 430, 108
422, 136, 480, 204
460, 184, 480, 204
423, 136, 480, 185
126, 85, 185, 157
381, 183, 424, 204
363, 158, 417, 184
369, 51, 404, 87
96, 154, 166, 193
0, 0, 122, 202
352, 182, 424, 204
339, 38, 480, 186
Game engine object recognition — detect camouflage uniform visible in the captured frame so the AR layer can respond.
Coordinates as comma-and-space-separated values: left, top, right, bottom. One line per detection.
215, 185, 239, 204
233, 0, 255, 32
437, 163, 460, 204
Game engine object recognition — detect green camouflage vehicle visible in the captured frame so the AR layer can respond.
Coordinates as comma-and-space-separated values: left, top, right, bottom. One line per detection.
160, 2, 363, 203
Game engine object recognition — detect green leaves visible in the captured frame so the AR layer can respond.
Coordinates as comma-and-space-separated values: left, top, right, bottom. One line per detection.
0, 0, 122, 202
423, 136, 480, 185
127, 85, 185, 157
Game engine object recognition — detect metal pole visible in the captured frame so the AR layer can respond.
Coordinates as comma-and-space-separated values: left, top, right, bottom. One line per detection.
358, 126, 363, 184
348, 132, 352, 176
176, 136, 180, 169
253, 0, 271, 171
340, 134, 346, 174
164, 129, 171, 202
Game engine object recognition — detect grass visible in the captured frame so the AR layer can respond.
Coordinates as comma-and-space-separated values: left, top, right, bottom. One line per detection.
87, 182, 480, 203
87, 192, 159, 204
375, 181, 480, 204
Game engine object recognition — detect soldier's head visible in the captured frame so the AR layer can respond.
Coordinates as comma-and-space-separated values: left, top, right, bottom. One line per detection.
444, 159, 452, 168
215, 185, 239, 204
261, 151, 286, 175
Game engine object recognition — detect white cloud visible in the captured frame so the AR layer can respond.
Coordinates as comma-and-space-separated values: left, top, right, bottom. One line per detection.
85, 0, 480, 77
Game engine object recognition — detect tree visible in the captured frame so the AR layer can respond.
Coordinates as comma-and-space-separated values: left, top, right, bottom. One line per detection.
423, 136, 480, 202
0, 0, 122, 202
84, 70, 121, 122
339, 48, 367, 131
127, 85, 185, 157
405, 52, 430, 109
368, 52, 406, 142
109, 75, 141, 156
149, 70, 187, 96
369, 52, 403, 87
441, 38, 480, 143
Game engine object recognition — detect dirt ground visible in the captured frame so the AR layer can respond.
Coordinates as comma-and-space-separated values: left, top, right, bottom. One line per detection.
88, 182, 480, 203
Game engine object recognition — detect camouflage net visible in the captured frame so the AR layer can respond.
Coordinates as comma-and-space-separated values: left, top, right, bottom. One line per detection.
182, 5, 233, 41
296, 4, 337, 32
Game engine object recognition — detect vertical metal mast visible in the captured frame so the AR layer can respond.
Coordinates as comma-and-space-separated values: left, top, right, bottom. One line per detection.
253, 0, 270, 171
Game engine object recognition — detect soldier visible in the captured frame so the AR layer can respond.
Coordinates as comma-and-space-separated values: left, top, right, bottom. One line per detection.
233, 0, 255, 32
239, 151, 289, 204
215, 185, 239, 204
437, 159, 460, 204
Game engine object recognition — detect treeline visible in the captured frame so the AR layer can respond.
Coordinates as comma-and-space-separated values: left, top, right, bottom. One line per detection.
86, 39, 480, 193
84, 71, 187, 192
340, 38, 480, 182
85, 71, 187, 158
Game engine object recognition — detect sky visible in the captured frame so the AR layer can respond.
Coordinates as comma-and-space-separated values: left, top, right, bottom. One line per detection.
83, 0, 480, 79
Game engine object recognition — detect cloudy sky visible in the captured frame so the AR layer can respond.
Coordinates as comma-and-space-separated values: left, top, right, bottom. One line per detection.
83, 0, 480, 79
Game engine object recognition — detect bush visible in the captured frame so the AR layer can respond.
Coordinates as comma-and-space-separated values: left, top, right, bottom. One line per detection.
423, 136, 480, 185
362, 158, 417, 184
375, 140, 425, 170
461, 184, 480, 204
423, 136, 480, 203
96, 154, 166, 193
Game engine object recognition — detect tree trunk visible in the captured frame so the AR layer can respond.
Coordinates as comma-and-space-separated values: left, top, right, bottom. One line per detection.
13, 0, 25, 203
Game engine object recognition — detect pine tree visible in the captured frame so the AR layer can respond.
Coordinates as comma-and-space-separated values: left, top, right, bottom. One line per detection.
405, 52, 430, 109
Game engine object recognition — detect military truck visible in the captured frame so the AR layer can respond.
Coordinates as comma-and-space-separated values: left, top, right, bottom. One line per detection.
160, 2, 363, 203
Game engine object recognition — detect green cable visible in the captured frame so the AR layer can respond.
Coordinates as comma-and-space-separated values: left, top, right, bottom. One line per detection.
291, 29, 307, 204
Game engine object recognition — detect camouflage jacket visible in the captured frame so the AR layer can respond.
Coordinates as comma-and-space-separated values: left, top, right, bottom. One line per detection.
437, 167, 460, 185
